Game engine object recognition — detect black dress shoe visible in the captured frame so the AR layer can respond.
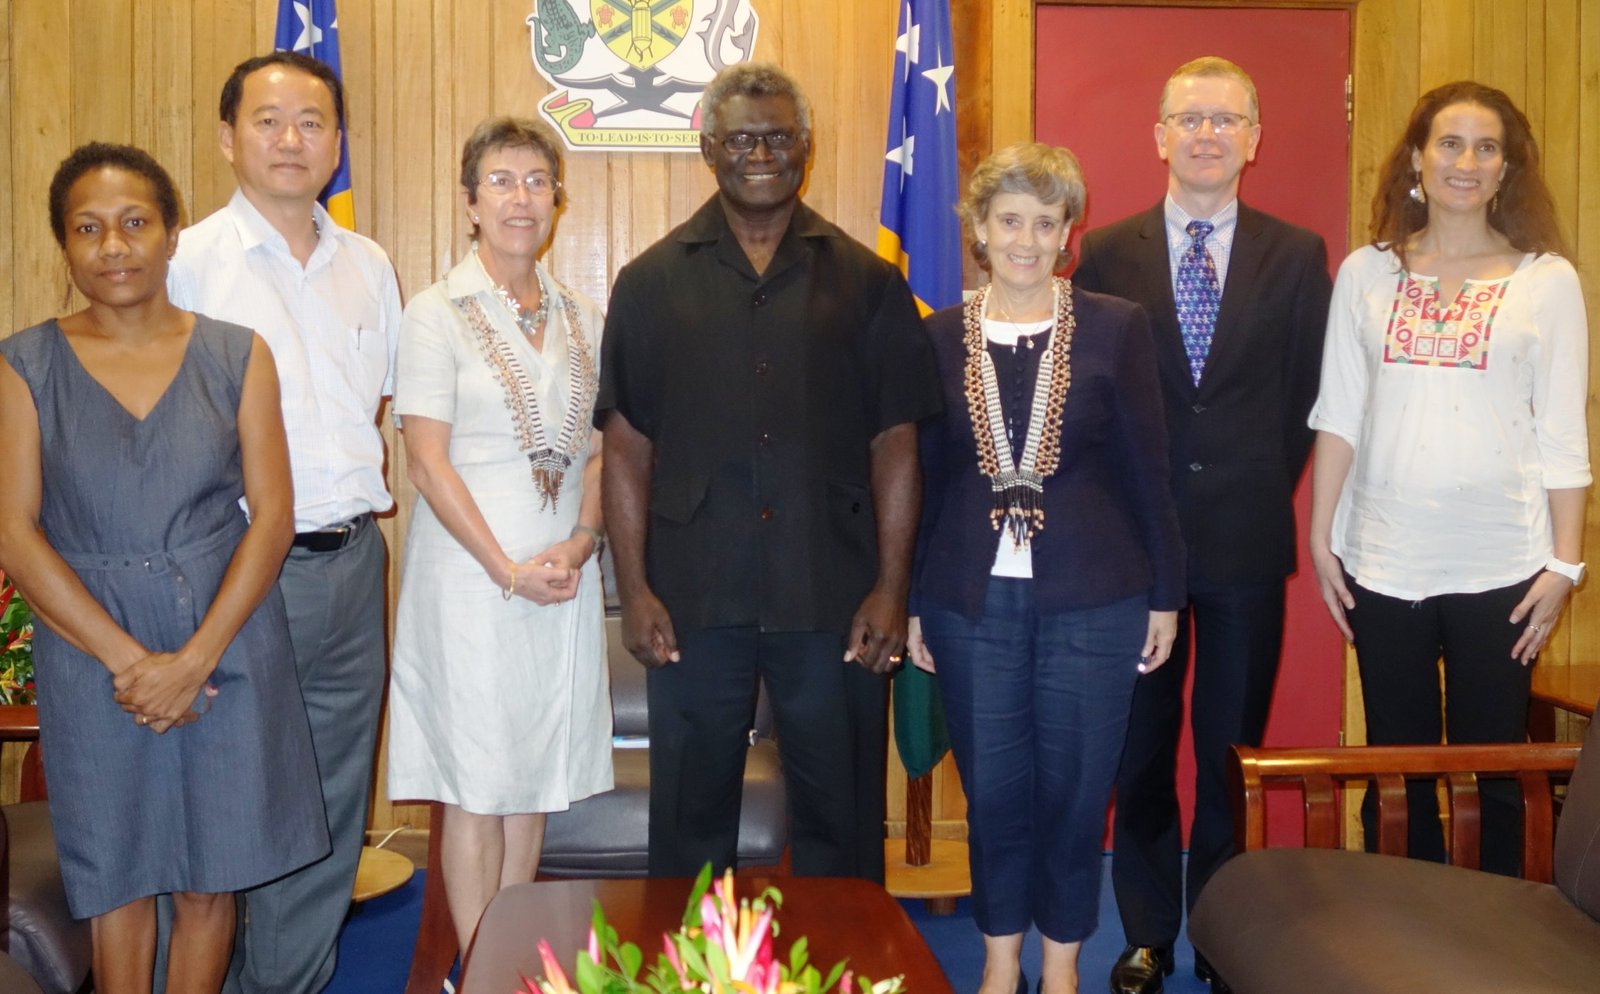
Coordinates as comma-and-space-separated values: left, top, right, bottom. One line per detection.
1194, 953, 1216, 982
1108, 946, 1172, 994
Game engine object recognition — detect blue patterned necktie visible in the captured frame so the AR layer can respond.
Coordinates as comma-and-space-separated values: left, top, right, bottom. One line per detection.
1175, 219, 1220, 386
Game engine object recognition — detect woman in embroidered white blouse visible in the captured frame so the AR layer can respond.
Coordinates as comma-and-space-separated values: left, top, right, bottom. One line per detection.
387, 117, 613, 953
1308, 81, 1589, 875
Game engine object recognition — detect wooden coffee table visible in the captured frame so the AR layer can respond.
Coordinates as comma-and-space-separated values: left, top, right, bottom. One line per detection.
459, 876, 952, 994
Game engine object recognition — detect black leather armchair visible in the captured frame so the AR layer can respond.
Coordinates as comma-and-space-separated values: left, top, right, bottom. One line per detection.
540, 616, 786, 874
0, 707, 91, 994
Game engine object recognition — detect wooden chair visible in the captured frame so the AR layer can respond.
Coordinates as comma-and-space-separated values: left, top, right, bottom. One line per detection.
1188, 729, 1600, 994
1226, 740, 1579, 879
0, 705, 91, 994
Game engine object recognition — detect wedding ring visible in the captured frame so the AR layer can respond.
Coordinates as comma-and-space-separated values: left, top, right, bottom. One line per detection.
136, 715, 148, 726
1531, 624, 1543, 634
889, 655, 903, 663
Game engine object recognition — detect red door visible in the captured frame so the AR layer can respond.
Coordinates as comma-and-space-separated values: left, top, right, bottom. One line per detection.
1035, 4, 1352, 846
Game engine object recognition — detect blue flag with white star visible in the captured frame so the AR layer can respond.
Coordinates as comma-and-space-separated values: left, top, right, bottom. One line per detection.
877, 0, 961, 317
878, 0, 955, 781
275, 0, 354, 229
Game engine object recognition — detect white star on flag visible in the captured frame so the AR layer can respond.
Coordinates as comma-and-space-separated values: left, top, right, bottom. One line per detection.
922, 48, 954, 115
895, 6, 920, 82
291, 1, 323, 52
886, 131, 915, 191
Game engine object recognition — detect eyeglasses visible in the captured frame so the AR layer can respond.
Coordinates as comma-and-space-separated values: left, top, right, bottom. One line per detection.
714, 131, 801, 154
1163, 112, 1253, 135
479, 170, 561, 197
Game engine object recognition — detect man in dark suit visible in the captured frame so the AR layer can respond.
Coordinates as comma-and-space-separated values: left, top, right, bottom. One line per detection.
1073, 56, 1332, 994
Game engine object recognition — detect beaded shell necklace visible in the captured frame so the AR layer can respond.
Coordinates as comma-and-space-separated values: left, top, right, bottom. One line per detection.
456, 249, 597, 510
963, 275, 1076, 549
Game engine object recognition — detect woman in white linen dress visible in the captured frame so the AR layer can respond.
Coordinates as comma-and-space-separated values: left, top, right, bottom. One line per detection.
387, 117, 612, 952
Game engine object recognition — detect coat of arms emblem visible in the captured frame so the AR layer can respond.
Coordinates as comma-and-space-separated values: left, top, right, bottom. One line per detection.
527, 0, 760, 151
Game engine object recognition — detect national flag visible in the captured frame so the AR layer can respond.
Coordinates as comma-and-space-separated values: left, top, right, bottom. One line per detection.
275, 0, 355, 229
878, 0, 957, 780
877, 0, 961, 317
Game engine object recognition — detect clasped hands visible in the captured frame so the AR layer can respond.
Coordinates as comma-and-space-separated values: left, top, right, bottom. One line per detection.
503, 535, 594, 606
113, 650, 218, 735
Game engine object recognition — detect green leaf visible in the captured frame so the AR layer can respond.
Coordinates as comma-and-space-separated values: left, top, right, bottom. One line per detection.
643, 961, 673, 993
619, 941, 642, 979
683, 864, 713, 928
788, 936, 809, 975
793, 964, 822, 994
821, 962, 846, 992
574, 951, 604, 991
677, 938, 711, 979
703, 942, 730, 982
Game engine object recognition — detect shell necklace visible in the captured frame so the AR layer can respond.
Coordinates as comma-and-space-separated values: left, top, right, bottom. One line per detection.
962, 276, 1076, 549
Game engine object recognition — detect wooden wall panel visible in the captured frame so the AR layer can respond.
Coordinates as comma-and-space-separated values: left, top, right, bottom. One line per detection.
6, 0, 1599, 841
1, 0, 14, 335
1351, 0, 1421, 252
131, 0, 196, 213
1542, 1, 1580, 240
71, 0, 134, 152
189, 0, 253, 220
1418, 0, 1473, 88
11, 0, 72, 328
990, 0, 1034, 149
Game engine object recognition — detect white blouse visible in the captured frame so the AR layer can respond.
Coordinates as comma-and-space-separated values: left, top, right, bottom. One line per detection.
1308, 246, 1590, 599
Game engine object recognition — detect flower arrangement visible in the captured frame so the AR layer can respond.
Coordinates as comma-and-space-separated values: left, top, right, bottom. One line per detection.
0, 570, 35, 706
521, 866, 905, 994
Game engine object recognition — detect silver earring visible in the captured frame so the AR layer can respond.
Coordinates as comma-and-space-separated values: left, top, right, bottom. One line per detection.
978, 239, 987, 249
471, 214, 480, 224
1408, 178, 1426, 205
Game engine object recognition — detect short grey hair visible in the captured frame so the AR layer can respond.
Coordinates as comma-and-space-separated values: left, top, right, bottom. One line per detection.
958, 142, 1086, 269
699, 62, 812, 139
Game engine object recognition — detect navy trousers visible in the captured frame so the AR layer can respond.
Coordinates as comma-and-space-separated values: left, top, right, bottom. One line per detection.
923, 580, 1145, 942
1111, 577, 1284, 950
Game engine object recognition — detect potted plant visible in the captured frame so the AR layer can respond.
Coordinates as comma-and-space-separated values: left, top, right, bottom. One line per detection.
0, 569, 35, 706
524, 866, 904, 994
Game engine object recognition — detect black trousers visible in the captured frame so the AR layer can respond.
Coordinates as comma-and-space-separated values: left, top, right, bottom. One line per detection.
1112, 578, 1285, 948
645, 626, 888, 882
1346, 573, 1537, 876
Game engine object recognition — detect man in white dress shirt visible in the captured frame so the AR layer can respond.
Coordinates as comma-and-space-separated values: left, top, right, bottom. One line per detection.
167, 51, 401, 994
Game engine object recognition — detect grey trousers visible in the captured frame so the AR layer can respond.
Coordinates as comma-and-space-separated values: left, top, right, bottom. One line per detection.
223, 519, 387, 994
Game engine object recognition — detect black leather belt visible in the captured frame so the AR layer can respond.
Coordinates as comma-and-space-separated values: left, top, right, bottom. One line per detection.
291, 514, 369, 553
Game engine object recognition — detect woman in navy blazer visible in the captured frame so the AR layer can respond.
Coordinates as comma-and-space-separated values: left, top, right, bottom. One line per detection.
908, 143, 1185, 994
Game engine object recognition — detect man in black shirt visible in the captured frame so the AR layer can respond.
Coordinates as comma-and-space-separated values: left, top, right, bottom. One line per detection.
598, 62, 940, 881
